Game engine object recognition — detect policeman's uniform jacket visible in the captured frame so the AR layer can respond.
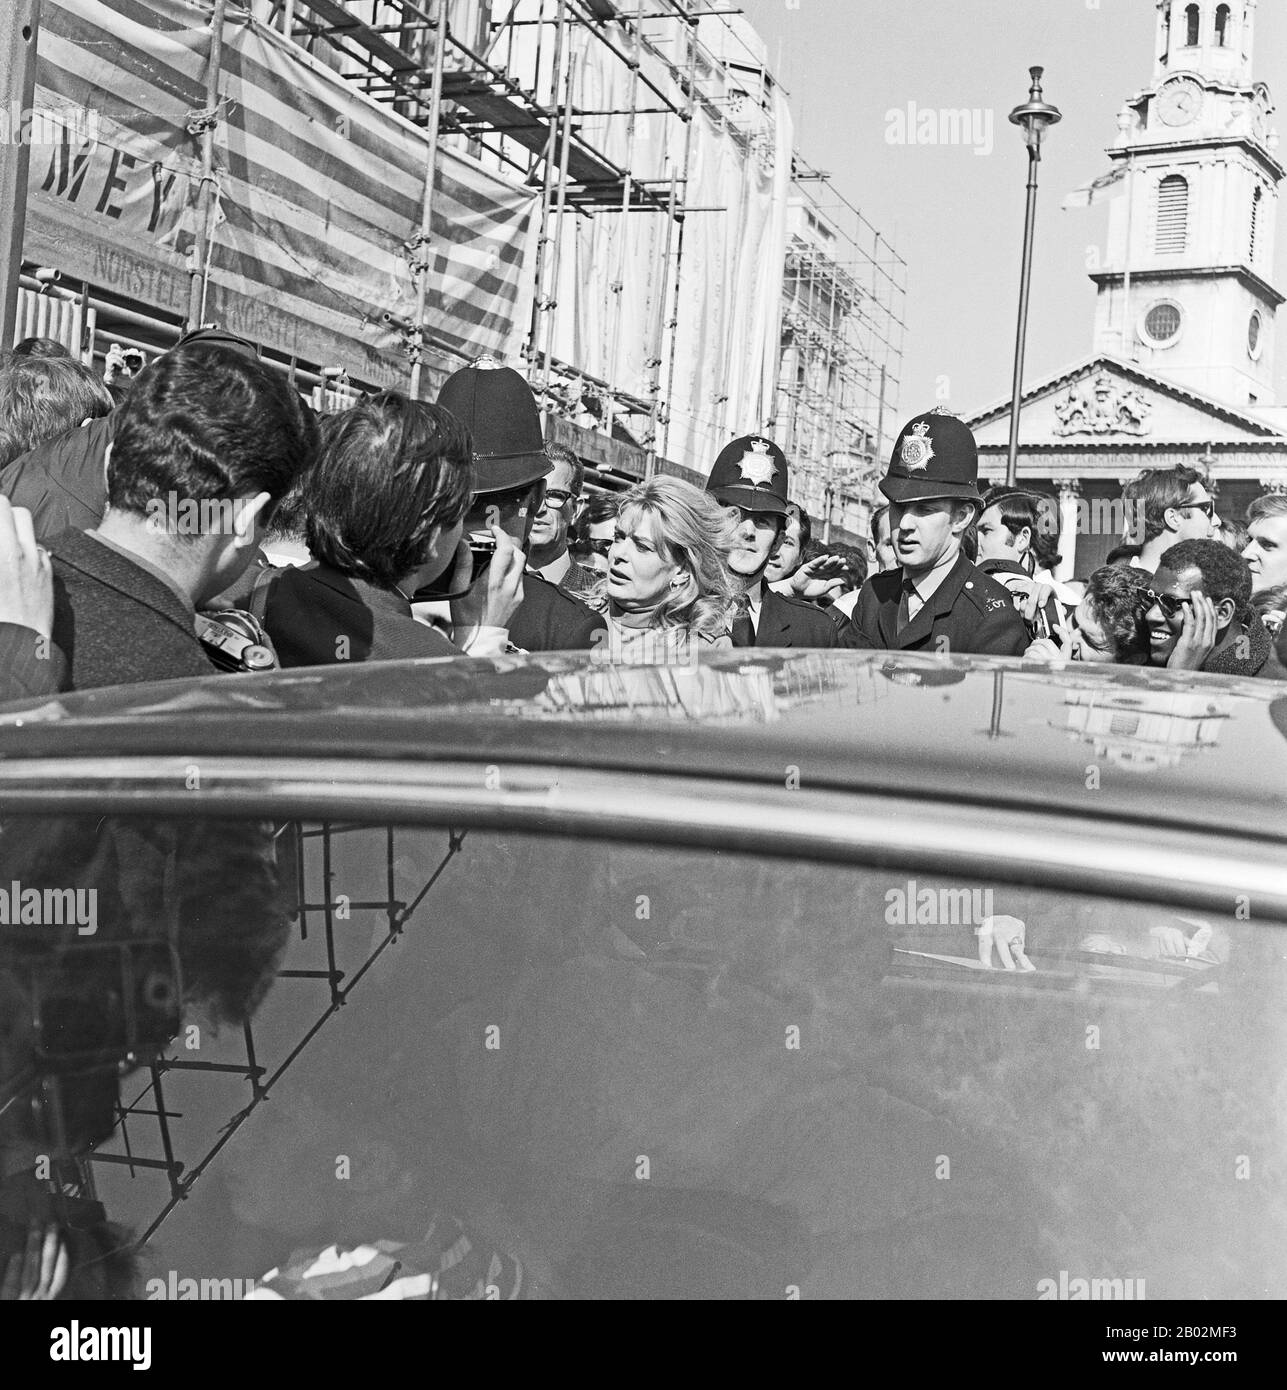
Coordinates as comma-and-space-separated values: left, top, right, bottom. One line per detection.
850, 552, 1029, 657
509, 571, 606, 651
735, 587, 862, 649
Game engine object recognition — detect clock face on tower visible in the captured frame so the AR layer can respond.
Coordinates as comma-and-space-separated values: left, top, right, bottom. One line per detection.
1158, 77, 1204, 127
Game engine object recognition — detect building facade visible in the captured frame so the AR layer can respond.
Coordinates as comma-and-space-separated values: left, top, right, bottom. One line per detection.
968, 0, 1287, 578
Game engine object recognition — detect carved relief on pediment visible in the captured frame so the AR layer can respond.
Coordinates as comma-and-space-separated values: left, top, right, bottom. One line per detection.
1053, 371, 1153, 437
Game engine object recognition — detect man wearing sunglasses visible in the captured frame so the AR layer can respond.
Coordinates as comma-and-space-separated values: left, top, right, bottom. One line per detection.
1143, 539, 1287, 678
527, 442, 601, 600
1122, 465, 1219, 574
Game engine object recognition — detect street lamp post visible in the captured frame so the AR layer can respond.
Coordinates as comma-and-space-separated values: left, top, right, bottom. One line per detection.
1005, 67, 1062, 487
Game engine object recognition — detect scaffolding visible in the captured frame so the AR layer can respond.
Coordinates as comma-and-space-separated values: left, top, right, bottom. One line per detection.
255, 0, 905, 500
775, 160, 908, 544
17, 0, 905, 509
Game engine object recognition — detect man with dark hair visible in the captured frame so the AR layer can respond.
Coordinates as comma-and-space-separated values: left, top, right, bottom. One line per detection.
47, 343, 318, 691
1144, 538, 1286, 678
0, 356, 113, 471
258, 393, 524, 664
0, 328, 260, 540
1122, 464, 1218, 572
9, 337, 70, 360
868, 503, 896, 574
1024, 563, 1151, 665
705, 437, 854, 647
527, 441, 598, 599
436, 359, 605, 651
850, 411, 1028, 656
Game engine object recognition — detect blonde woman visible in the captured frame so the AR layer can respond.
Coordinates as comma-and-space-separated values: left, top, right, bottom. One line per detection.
589, 476, 736, 663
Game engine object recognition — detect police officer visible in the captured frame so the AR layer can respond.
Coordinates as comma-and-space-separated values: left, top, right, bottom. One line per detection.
437, 358, 605, 652
849, 410, 1028, 656
705, 434, 855, 648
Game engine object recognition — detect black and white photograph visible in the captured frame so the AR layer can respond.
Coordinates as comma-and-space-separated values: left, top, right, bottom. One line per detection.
0, 0, 1283, 1352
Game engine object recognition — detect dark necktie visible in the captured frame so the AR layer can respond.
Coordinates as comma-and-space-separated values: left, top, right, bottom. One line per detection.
896, 577, 917, 635
731, 595, 755, 647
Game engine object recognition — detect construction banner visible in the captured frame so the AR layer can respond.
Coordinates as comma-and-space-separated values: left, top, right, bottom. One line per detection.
27, 0, 537, 384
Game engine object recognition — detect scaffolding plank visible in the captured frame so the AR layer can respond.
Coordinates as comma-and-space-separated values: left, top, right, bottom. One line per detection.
443, 79, 624, 188
297, 0, 424, 77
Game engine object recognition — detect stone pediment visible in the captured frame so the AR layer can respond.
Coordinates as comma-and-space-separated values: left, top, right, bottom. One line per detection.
967, 356, 1287, 448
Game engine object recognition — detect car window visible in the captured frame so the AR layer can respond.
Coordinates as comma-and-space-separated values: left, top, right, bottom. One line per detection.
4, 816, 1281, 1300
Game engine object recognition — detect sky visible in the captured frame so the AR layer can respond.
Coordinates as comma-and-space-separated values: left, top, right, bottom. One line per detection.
739, 0, 1287, 421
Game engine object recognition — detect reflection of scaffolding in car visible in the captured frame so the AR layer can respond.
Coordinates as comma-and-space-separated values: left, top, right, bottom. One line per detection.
85, 821, 466, 1244
776, 160, 908, 543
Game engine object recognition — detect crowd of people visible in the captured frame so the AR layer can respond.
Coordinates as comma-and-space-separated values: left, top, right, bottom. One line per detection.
2, 328, 1285, 701
4, 328, 1287, 1302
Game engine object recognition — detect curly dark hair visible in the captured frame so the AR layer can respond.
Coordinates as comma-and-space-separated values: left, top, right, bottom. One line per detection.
1160, 537, 1254, 624
1084, 564, 1152, 663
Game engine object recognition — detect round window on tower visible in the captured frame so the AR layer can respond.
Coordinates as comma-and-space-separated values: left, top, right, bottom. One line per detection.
1248, 310, 1264, 360
1141, 300, 1183, 347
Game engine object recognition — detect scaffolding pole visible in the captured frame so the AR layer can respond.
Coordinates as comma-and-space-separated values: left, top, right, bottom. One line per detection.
658, 3, 697, 462
186, 0, 229, 333
0, 0, 41, 353
527, 0, 570, 378
408, 0, 448, 399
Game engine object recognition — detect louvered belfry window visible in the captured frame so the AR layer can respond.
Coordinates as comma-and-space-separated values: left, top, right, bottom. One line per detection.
1156, 175, 1189, 254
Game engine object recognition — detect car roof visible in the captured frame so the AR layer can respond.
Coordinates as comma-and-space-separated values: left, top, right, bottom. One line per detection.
1, 650, 1285, 844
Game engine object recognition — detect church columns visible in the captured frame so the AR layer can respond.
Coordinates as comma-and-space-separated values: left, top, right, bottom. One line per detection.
1053, 478, 1082, 581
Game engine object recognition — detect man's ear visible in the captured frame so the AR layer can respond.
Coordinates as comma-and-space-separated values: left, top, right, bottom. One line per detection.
1213, 595, 1237, 630
102, 440, 112, 489
1015, 524, 1033, 555
1162, 505, 1182, 534
950, 503, 976, 536
232, 492, 272, 550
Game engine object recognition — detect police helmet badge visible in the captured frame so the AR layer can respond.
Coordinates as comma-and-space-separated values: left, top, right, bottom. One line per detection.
899, 421, 934, 473
737, 438, 778, 487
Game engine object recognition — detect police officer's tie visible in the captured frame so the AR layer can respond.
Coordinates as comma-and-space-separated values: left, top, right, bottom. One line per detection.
896, 576, 917, 635
731, 594, 755, 647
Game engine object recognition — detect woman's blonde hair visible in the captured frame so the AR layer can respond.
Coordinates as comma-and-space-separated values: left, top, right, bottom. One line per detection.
593, 476, 737, 636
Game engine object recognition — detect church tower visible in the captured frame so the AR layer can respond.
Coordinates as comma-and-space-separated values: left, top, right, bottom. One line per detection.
1090, 0, 1283, 407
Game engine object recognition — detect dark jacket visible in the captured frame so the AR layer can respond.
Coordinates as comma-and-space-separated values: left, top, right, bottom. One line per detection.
509, 572, 607, 652
256, 562, 460, 668
850, 552, 1029, 657
49, 529, 215, 692
0, 414, 114, 540
735, 588, 861, 649
1202, 614, 1287, 681
0, 622, 67, 701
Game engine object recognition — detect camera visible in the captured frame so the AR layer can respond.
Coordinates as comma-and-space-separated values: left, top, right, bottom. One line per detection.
195, 609, 277, 672
413, 532, 497, 603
